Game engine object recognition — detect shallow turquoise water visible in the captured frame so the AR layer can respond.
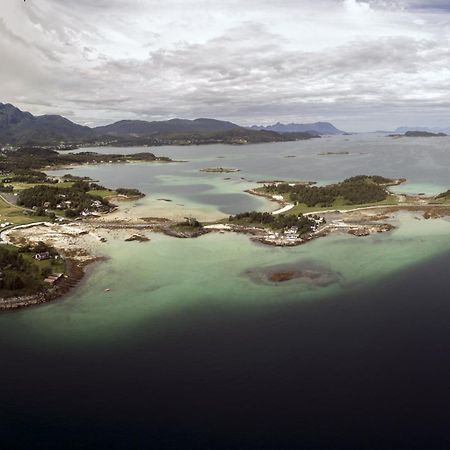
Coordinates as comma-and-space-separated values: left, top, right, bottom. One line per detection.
3, 212, 450, 346
5, 135, 449, 345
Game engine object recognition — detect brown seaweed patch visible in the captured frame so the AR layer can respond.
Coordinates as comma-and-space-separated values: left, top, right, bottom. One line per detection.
244, 262, 341, 286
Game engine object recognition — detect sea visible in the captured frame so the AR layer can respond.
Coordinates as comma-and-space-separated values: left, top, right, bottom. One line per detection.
1, 134, 449, 449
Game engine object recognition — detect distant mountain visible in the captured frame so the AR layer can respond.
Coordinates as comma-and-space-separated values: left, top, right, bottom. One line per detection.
94, 117, 241, 137
0, 103, 93, 144
251, 122, 345, 135
0, 103, 320, 146
395, 126, 450, 134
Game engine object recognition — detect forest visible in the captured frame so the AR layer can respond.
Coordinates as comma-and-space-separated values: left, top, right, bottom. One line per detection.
229, 211, 315, 233
0, 244, 58, 297
17, 184, 112, 216
262, 175, 395, 207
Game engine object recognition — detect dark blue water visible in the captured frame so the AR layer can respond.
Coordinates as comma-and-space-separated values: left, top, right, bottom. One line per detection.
1, 251, 449, 450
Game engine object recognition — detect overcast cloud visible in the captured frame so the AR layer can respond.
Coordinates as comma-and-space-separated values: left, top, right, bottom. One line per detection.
1, 0, 449, 130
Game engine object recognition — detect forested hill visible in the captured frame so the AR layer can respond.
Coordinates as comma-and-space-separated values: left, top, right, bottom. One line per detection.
0, 103, 319, 146
0, 103, 93, 144
94, 118, 241, 136
251, 121, 344, 135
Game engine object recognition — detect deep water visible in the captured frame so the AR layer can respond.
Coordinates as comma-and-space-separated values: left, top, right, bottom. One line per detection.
1, 250, 449, 450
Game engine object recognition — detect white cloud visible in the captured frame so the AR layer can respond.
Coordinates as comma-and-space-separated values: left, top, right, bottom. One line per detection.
0, 0, 449, 130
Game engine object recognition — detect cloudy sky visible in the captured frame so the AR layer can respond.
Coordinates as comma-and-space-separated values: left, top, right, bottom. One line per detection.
1, 0, 450, 130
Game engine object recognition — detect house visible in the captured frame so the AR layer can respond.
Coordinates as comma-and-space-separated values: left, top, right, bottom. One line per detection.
283, 227, 300, 241
34, 252, 51, 261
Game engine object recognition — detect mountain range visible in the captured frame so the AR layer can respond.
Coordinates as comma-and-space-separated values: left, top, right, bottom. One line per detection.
0, 103, 333, 145
5, 102, 449, 146
251, 121, 345, 135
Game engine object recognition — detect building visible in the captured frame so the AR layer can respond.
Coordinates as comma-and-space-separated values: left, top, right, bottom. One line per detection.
34, 252, 51, 261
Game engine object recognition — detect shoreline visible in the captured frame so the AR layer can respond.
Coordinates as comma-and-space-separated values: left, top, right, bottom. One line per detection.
2, 175, 450, 311
0, 256, 100, 311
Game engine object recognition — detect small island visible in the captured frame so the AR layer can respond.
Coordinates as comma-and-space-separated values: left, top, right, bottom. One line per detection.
200, 167, 241, 173
389, 131, 447, 138
318, 151, 350, 156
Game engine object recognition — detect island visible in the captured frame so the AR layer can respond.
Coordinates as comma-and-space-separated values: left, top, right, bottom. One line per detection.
199, 167, 241, 173
389, 131, 447, 138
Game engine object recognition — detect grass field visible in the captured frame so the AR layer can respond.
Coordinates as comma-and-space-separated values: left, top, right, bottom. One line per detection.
2, 244, 64, 274
6, 181, 75, 191
0, 195, 47, 226
21, 251, 65, 274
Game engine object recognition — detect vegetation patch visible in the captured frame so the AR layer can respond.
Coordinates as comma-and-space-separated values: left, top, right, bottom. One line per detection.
435, 190, 450, 203
17, 183, 112, 218
0, 243, 64, 299
115, 188, 145, 198
0, 196, 47, 226
172, 217, 203, 231
228, 211, 316, 234
0, 147, 171, 173
258, 175, 400, 212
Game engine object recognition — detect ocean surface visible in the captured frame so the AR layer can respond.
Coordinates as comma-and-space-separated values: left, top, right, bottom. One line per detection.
1, 134, 450, 449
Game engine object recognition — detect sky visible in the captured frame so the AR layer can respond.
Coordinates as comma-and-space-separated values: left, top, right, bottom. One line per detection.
1, 0, 450, 131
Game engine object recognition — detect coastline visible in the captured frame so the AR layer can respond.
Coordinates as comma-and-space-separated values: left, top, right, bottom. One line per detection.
0, 257, 97, 311
2, 173, 450, 311
0, 222, 109, 311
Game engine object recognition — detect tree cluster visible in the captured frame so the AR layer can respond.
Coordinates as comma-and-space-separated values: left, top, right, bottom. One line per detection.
229, 211, 314, 233
177, 217, 202, 228
436, 190, 450, 199
263, 176, 393, 207
0, 248, 37, 294
116, 188, 144, 197
9, 169, 54, 183
0, 183, 13, 193
17, 184, 111, 216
